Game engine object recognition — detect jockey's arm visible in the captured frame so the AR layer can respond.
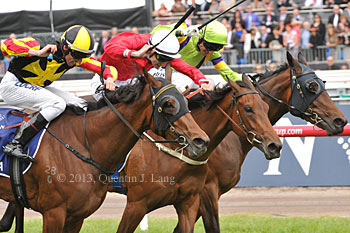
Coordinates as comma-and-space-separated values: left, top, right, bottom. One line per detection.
170, 58, 213, 91
1, 37, 55, 57
211, 52, 241, 82
78, 57, 118, 91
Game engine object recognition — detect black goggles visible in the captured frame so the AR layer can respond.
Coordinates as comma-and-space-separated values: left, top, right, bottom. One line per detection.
70, 49, 91, 60
203, 41, 223, 51
155, 53, 174, 62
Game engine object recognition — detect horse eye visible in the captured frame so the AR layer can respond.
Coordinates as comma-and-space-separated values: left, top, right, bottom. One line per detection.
306, 81, 319, 93
244, 106, 253, 113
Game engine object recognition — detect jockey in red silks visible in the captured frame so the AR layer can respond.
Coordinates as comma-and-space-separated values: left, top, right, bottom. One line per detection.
91, 29, 213, 100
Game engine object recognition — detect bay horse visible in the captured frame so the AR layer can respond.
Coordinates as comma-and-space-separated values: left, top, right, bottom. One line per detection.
113, 73, 281, 233
172, 52, 348, 232
0, 70, 210, 233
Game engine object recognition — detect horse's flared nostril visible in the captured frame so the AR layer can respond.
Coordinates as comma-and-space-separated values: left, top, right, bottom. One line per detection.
193, 137, 209, 149
268, 142, 282, 155
334, 118, 347, 128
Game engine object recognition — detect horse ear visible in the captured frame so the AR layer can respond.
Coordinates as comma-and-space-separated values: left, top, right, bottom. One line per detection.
227, 77, 240, 93
297, 52, 308, 66
165, 64, 172, 82
143, 67, 162, 88
286, 51, 302, 72
242, 73, 254, 89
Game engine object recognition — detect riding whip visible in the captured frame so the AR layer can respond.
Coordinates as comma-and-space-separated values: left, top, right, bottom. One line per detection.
150, 5, 195, 50
198, 0, 247, 30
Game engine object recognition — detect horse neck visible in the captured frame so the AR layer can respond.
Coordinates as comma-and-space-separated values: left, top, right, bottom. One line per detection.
86, 94, 151, 171
191, 90, 236, 157
259, 69, 291, 125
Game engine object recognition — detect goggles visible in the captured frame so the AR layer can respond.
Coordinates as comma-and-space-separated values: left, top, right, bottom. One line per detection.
155, 53, 174, 62
70, 49, 91, 60
203, 40, 223, 51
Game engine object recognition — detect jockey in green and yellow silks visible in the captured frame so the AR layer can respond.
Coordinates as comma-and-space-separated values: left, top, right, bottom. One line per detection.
152, 20, 241, 82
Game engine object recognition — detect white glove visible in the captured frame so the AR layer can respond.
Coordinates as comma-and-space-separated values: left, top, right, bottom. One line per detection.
182, 26, 200, 37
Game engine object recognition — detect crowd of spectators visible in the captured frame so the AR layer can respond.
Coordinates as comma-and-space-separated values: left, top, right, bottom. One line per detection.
153, 0, 350, 69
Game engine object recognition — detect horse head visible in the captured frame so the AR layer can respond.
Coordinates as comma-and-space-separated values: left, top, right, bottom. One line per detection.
286, 51, 347, 135
143, 68, 209, 158
227, 74, 282, 160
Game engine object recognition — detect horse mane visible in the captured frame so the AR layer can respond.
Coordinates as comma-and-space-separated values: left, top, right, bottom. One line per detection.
188, 81, 251, 110
257, 63, 289, 83
87, 76, 146, 111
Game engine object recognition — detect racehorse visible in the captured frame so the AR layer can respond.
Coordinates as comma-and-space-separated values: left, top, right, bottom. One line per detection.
0, 70, 210, 233
2, 52, 347, 233
113, 73, 281, 233
172, 52, 348, 232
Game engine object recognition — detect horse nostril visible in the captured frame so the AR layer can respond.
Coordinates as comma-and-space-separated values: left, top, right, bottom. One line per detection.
334, 118, 347, 128
268, 142, 281, 154
193, 137, 209, 148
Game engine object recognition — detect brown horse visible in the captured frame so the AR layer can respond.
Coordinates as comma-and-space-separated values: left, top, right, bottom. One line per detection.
113, 73, 281, 233
172, 52, 348, 233
0, 71, 210, 233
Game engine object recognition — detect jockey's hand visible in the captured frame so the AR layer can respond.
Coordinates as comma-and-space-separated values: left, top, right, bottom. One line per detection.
200, 83, 214, 93
183, 26, 200, 37
29, 44, 57, 57
132, 44, 154, 58
105, 77, 116, 91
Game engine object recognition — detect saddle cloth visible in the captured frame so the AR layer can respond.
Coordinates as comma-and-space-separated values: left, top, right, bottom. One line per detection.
0, 108, 46, 178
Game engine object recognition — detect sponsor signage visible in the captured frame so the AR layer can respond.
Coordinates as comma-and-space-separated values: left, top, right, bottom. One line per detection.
237, 105, 350, 187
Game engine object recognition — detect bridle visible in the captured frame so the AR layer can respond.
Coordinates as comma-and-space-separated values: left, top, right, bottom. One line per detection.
250, 64, 326, 126
101, 77, 190, 146
186, 87, 262, 147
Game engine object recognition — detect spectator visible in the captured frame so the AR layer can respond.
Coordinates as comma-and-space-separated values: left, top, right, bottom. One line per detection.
261, 0, 274, 8
328, 5, 342, 29
153, 3, 169, 25
266, 25, 284, 62
336, 15, 348, 43
304, 0, 323, 7
309, 27, 323, 61
219, 0, 236, 12
291, 7, 305, 23
233, 21, 247, 62
261, 6, 278, 33
208, 0, 220, 12
231, 10, 245, 30
253, 64, 264, 73
301, 21, 311, 49
344, 2, 350, 24
277, 0, 296, 8
111, 27, 119, 37
95, 30, 111, 57
171, 0, 187, 13
132, 26, 139, 34
266, 25, 283, 50
343, 24, 350, 46
192, 0, 211, 14
25, 32, 33, 38
244, 27, 261, 63
224, 24, 243, 63
278, 6, 291, 24
243, 3, 261, 31
326, 25, 339, 47
258, 24, 269, 48
252, 0, 263, 9
283, 23, 299, 57
326, 56, 340, 70
341, 64, 348, 70
311, 13, 326, 44
267, 60, 278, 70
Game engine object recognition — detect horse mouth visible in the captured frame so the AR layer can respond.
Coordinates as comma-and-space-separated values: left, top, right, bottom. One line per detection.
186, 142, 208, 159
258, 141, 281, 160
317, 117, 347, 136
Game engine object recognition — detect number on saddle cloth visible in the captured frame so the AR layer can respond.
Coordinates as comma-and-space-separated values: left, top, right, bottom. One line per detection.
0, 108, 46, 177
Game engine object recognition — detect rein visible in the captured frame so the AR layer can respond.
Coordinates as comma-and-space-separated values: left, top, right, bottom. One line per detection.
250, 68, 323, 125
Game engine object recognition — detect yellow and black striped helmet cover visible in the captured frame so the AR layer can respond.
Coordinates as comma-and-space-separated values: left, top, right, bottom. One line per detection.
61, 25, 94, 54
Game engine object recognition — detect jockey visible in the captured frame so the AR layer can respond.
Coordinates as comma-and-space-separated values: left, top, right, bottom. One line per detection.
152, 21, 241, 82
91, 29, 213, 100
0, 25, 118, 162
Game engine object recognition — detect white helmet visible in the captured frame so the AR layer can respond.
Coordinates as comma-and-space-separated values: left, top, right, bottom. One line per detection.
149, 30, 181, 59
